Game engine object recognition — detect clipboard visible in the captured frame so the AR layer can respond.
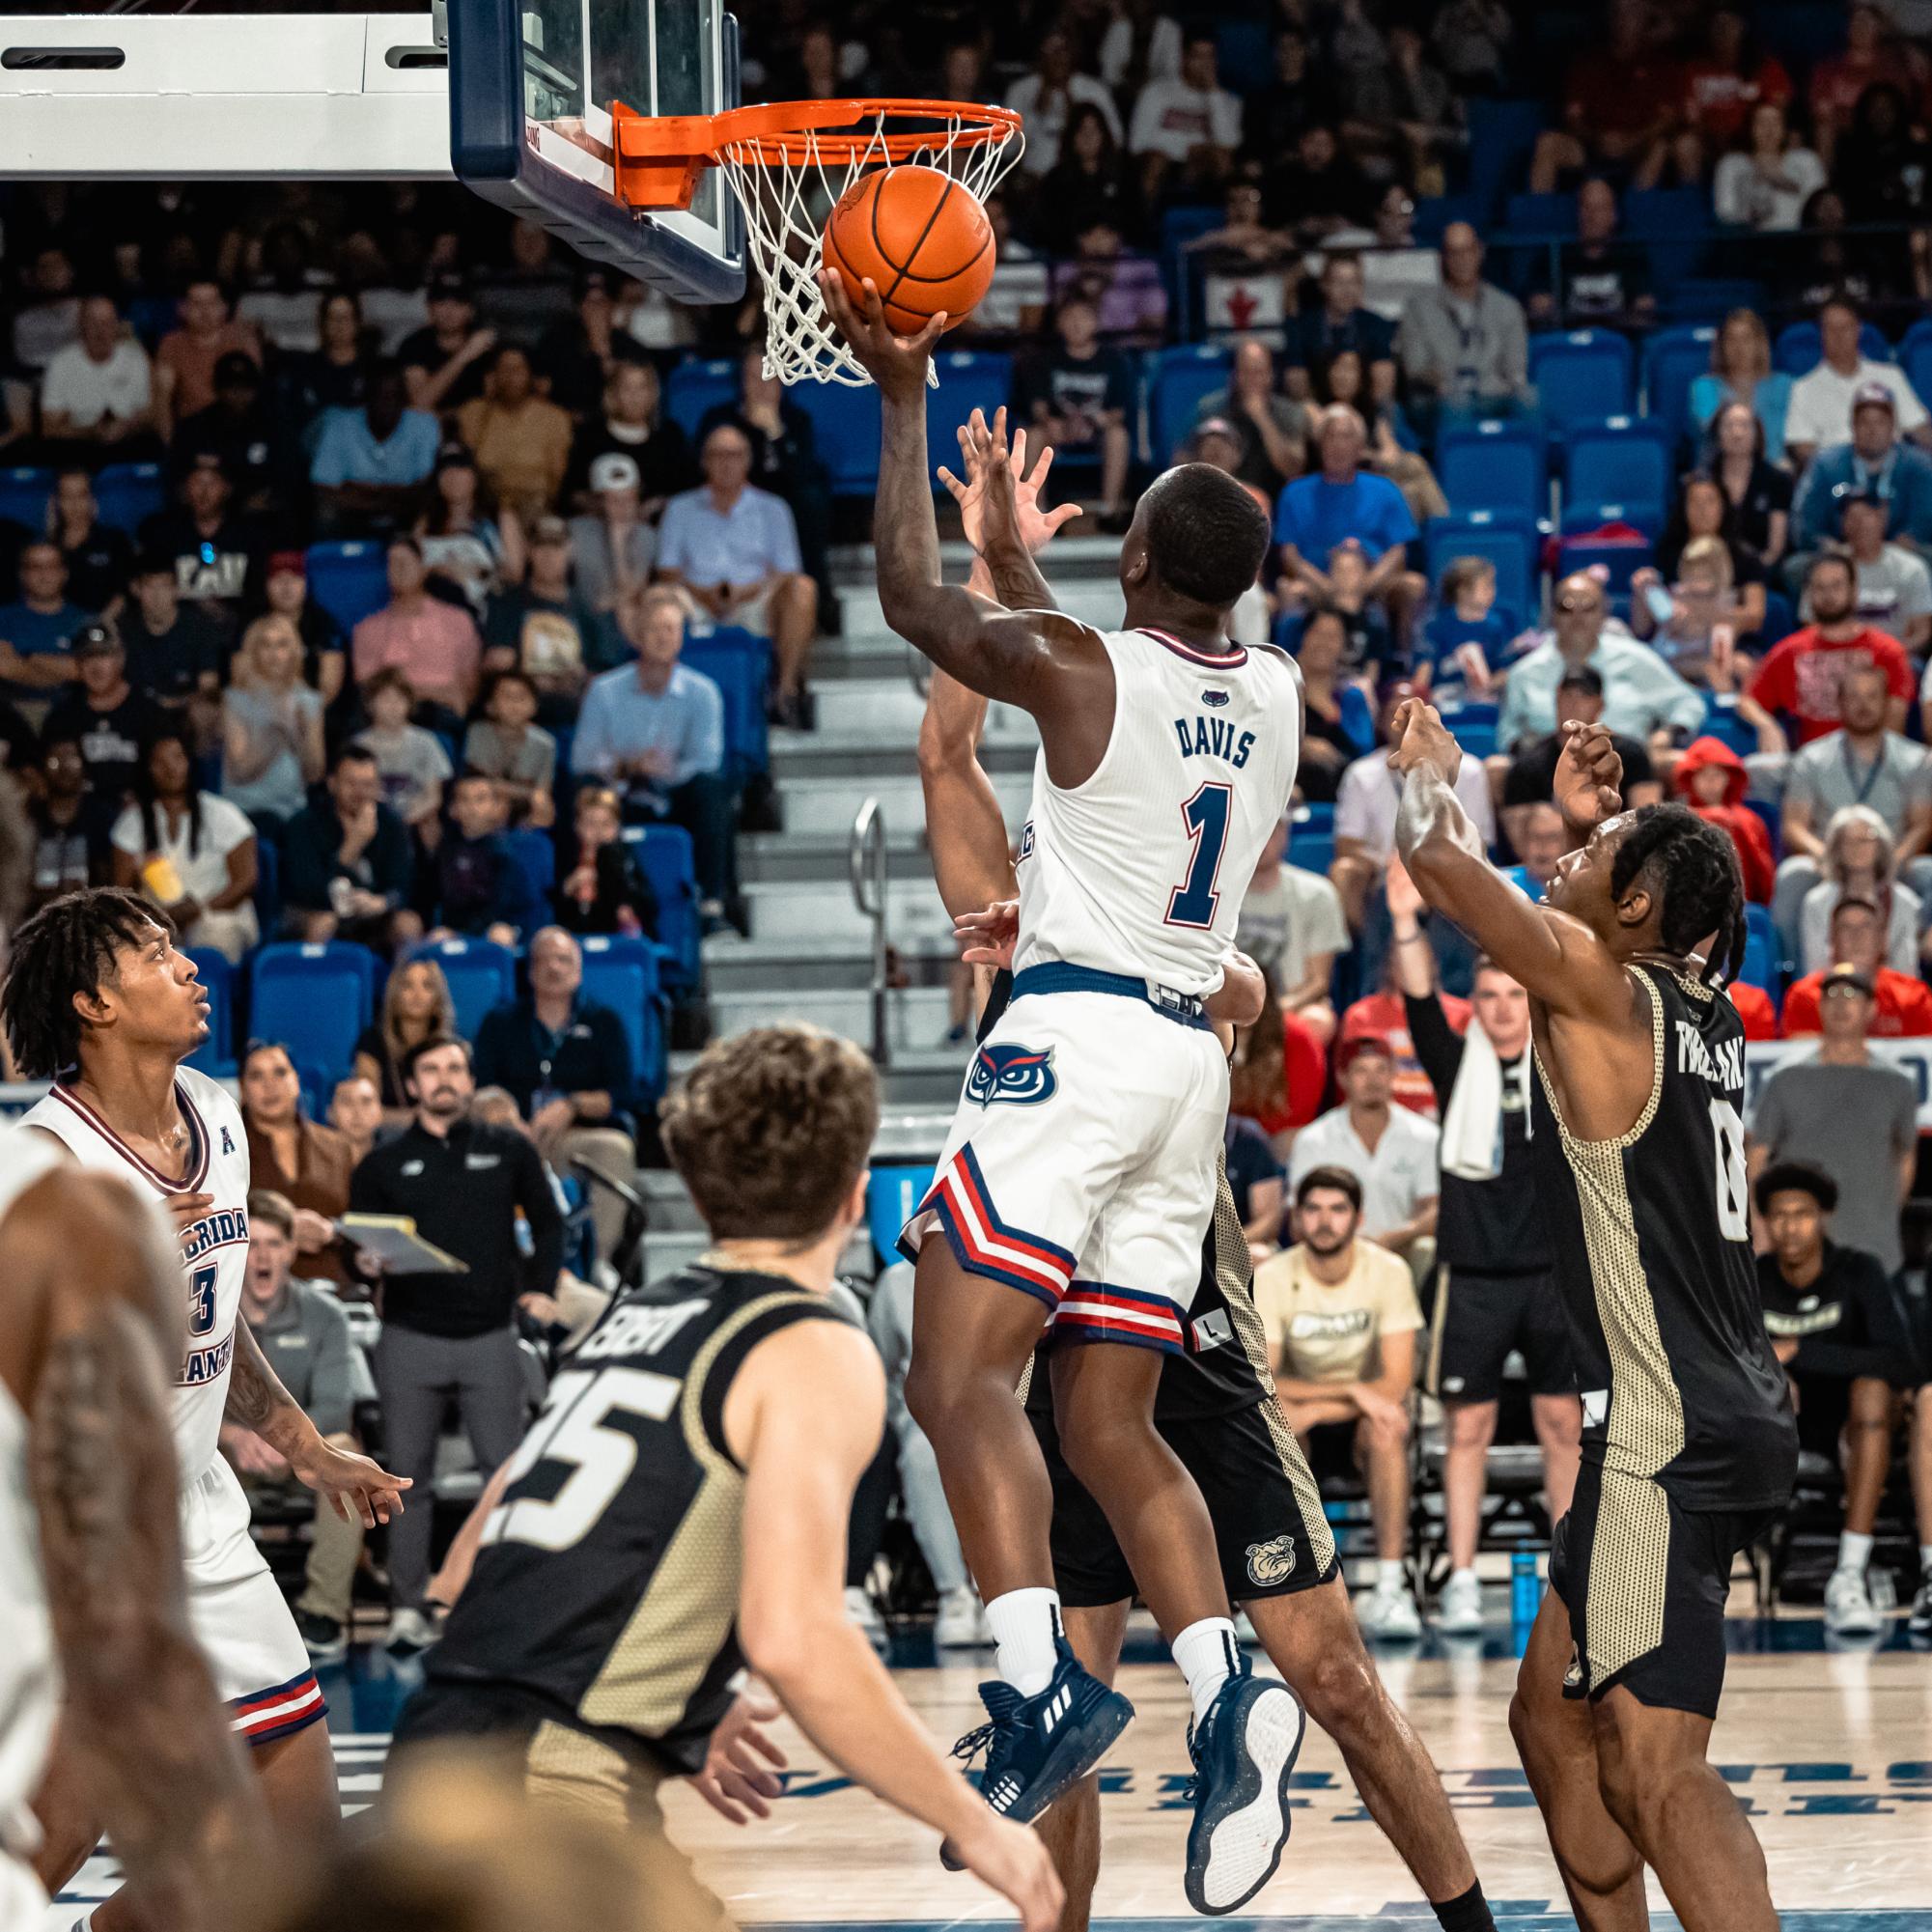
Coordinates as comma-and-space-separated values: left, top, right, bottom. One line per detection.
339, 1214, 470, 1274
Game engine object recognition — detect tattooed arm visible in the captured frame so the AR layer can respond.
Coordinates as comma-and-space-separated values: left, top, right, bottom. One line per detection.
14, 1166, 264, 1929
226, 1317, 410, 1526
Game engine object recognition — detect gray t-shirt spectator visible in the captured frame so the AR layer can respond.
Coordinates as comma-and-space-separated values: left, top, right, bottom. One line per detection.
566, 516, 656, 615
254, 1276, 363, 1436
1783, 728, 1932, 844
462, 718, 557, 792
1751, 1057, 1918, 1273
1237, 865, 1351, 989
1394, 282, 1530, 405
221, 684, 324, 821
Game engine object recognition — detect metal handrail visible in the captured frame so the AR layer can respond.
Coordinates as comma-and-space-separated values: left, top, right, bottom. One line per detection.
849, 797, 890, 1066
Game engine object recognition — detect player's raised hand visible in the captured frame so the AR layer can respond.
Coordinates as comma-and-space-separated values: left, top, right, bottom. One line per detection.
1553, 719, 1624, 834
938, 406, 1082, 557
691, 1687, 791, 1824
290, 1436, 412, 1527
1385, 697, 1463, 787
1385, 854, 1425, 923
817, 269, 943, 401
954, 897, 1020, 969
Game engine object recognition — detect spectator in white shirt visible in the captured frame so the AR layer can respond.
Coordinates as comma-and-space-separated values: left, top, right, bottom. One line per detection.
1127, 31, 1241, 197
1100, 0, 1183, 91
1288, 1035, 1441, 1259
1785, 295, 1931, 466
1713, 100, 1826, 233
1004, 31, 1122, 177
39, 295, 155, 460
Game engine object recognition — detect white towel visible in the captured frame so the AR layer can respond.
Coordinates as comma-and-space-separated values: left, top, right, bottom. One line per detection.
1439, 1016, 1531, 1182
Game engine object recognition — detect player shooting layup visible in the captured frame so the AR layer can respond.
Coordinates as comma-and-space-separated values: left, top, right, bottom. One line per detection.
1388, 702, 1797, 1932
825, 273, 1304, 1913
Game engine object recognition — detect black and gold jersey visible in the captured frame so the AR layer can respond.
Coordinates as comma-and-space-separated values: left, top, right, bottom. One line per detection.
425, 1264, 851, 1775
1531, 963, 1797, 1513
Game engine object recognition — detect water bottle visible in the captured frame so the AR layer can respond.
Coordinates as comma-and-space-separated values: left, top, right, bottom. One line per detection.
1511, 1550, 1540, 1627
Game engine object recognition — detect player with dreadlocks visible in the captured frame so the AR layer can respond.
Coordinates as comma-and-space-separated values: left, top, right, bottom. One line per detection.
1388, 701, 1794, 1932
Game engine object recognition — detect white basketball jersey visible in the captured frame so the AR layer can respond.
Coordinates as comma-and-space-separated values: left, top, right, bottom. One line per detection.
1015, 627, 1302, 995
21, 1066, 252, 1486
0, 1128, 67, 1886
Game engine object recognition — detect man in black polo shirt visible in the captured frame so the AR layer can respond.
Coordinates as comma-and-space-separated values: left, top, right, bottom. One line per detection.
472, 924, 636, 1262
349, 1033, 564, 1652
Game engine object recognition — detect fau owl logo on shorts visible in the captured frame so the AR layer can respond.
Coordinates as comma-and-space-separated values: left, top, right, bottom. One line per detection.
966, 1043, 1058, 1109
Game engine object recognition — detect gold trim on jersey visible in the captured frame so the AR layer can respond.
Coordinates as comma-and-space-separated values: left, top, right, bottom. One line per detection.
1532, 966, 1684, 1684
576, 1290, 823, 1735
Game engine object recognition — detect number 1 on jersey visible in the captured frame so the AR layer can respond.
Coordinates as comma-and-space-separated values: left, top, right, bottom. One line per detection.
1168, 783, 1233, 929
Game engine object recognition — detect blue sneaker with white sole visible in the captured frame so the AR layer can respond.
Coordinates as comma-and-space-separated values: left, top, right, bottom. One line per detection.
939, 1637, 1134, 1869
1183, 1657, 1306, 1915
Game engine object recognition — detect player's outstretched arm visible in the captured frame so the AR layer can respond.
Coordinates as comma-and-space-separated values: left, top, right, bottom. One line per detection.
918, 668, 1018, 922
726, 1318, 1062, 1932
16, 1167, 266, 1928
1390, 700, 1630, 1022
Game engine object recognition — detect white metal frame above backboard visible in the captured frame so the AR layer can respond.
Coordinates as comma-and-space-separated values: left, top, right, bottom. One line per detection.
0, 13, 454, 179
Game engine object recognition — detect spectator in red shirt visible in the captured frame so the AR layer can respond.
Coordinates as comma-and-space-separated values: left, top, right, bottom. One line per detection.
1681, 7, 1793, 155
154, 279, 261, 438
1341, 967, 1469, 1120
1675, 734, 1776, 903
1782, 895, 1932, 1037
1731, 979, 1778, 1040
1808, 3, 1919, 170
1229, 969, 1329, 1155
1748, 552, 1912, 744
1529, 0, 1687, 193
350, 536, 483, 723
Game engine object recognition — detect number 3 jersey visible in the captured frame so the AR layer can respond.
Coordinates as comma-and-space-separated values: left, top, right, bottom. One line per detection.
1530, 963, 1796, 1512
425, 1264, 852, 1774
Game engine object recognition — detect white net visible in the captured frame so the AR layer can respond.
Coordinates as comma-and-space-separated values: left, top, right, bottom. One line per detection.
714, 107, 1024, 387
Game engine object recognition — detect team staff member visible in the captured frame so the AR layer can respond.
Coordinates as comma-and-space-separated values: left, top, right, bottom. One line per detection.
350, 1032, 563, 1652
1384, 858, 1581, 1636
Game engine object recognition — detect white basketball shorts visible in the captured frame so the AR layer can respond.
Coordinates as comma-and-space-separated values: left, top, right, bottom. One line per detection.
181, 1457, 326, 1745
899, 984, 1227, 1355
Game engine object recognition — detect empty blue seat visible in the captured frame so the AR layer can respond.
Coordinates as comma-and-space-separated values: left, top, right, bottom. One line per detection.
1558, 500, 1663, 540
663, 356, 740, 440
1564, 418, 1674, 524
1900, 319, 1932, 419
0, 466, 52, 531
1774, 319, 1891, 376
1291, 829, 1335, 877
503, 827, 555, 911
1660, 277, 1767, 323
577, 933, 666, 1098
1622, 187, 1710, 283
626, 823, 701, 992
927, 350, 1015, 480
1505, 191, 1577, 238
304, 541, 392, 633
1437, 420, 1544, 519
252, 836, 280, 932
1147, 343, 1231, 465
794, 379, 882, 496
868, 1164, 936, 1268
247, 942, 376, 1085
1700, 696, 1760, 759
1412, 193, 1484, 245
1213, 17, 1272, 93
1425, 510, 1538, 620
406, 937, 517, 1039
185, 949, 237, 1077
1642, 324, 1717, 444
93, 462, 164, 533
681, 627, 772, 777
1740, 903, 1778, 993
1528, 332, 1636, 435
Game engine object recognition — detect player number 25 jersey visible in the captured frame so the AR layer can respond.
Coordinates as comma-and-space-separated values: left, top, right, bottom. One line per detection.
1015, 627, 1302, 995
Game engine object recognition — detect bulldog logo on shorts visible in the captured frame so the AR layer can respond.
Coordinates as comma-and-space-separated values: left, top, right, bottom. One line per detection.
966, 1042, 1058, 1108
1246, 1533, 1297, 1586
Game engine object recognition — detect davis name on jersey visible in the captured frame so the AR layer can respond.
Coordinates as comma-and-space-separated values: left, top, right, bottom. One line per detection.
1014, 627, 1301, 995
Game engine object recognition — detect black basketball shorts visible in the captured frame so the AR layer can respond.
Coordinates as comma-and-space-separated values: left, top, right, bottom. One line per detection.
1549, 1459, 1774, 1722
1429, 1266, 1575, 1405
1031, 1396, 1343, 1608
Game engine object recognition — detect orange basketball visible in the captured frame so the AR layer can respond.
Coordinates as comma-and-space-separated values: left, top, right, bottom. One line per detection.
822, 163, 995, 336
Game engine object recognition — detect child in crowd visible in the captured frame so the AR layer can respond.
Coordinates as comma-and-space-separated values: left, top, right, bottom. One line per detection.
1418, 556, 1518, 699
355, 667, 453, 846
462, 667, 557, 826
552, 783, 658, 938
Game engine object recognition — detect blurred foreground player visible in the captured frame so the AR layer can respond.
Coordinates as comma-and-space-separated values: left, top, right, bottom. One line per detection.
392, 1024, 1062, 1932
1390, 704, 1795, 1932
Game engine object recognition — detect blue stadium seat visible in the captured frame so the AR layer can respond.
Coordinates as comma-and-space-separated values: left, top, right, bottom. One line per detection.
868, 1164, 936, 1268
1622, 187, 1710, 284
93, 462, 164, 533
503, 826, 556, 910
577, 933, 666, 1099
681, 627, 771, 778
1660, 277, 1767, 323
1290, 829, 1335, 878
1447, 716, 1497, 759
926, 350, 1015, 482
1527, 332, 1635, 436
1147, 343, 1231, 465
1563, 418, 1674, 526
794, 379, 882, 496
1740, 903, 1778, 993
185, 949, 236, 1077
1900, 319, 1932, 416
664, 356, 740, 440
1214, 17, 1272, 93
1465, 99, 1547, 217
406, 937, 517, 1039
1555, 533, 1652, 598
1437, 420, 1544, 519
1504, 191, 1577, 237
252, 836, 280, 932
304, 541, 392, 634
247, 942, 376, 1085
1641, 325, 1717, 445
625, 823, 701, 992
1558, 500, 1663, 540
1700, 697, 1760, 759
1774, 319, 1891, 376
1412, 193, 1484, 244
1424, 510, 1539, 620
0, 466, 52, 531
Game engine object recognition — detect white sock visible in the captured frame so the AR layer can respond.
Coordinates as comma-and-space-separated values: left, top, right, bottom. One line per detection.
1837, 1530, 1874, 1574
985, 1586, 1062, 1695
1172, 1615, 1241, 1726
1450, 1564, 1478, 1588
1379, 1558, 1408, 1590
1919, 1543, 1932, 1580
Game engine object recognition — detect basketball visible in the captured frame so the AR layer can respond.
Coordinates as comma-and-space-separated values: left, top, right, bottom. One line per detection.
822, 162, 995, 336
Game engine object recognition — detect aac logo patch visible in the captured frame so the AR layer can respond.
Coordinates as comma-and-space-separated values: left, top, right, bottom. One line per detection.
1246, 1533, 1296, 1586
966, 1042, 1058, 1109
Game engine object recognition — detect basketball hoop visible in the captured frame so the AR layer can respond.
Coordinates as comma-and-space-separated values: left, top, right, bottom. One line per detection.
612, 98, 1024, 385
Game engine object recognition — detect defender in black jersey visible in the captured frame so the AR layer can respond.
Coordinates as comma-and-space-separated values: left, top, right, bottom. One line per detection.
1392, 701, 1795, 1932
390, 1026, 1062, 1932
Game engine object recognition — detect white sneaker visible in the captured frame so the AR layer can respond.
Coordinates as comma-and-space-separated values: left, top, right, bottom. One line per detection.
387, 1606, 439, 1653
934, 1584, 989, 1648
1358, 1580, 1423, 1640
1824, 1565, 1882, 1636
845, 1583, 887, 1647
1435, 1570, 1485, 1634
